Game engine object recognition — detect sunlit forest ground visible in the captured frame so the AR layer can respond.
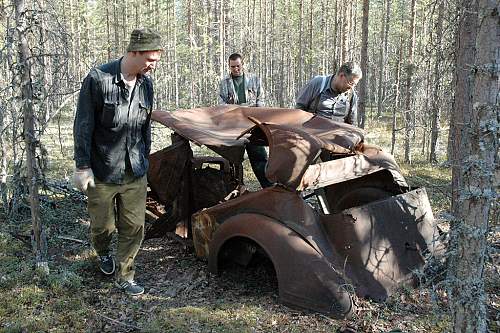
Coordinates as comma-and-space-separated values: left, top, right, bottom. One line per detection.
0, 109, 497, 332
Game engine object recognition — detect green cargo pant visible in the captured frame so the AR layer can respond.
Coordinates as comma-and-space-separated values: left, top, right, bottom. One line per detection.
87, 174, 147, 282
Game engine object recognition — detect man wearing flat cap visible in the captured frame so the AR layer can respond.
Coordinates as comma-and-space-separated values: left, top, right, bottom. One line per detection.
73, 28, 162, 295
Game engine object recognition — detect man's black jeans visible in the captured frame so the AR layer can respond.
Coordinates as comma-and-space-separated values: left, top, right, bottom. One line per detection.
246, 144, 272, 188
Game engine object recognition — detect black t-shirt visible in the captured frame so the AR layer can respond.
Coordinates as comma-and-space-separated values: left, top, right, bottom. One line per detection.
232, 74, 246, 104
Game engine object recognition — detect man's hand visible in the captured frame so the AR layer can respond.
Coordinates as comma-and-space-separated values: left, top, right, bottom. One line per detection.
73, 168, 95, 192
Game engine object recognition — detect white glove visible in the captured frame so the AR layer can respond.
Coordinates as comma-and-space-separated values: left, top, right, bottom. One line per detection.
73, 168, 95, 192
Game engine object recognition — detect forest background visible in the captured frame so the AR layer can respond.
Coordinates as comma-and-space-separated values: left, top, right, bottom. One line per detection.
0, 0, 498, 332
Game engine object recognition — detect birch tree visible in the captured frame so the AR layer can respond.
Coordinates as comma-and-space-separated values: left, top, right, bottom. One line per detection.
13, 0, 48, 272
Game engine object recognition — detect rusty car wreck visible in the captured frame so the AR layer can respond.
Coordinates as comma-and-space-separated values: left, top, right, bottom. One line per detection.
146, 105, 442, 318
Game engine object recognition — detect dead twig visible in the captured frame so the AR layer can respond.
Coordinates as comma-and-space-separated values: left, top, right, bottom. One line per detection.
56, 235, 88, 245
7, 232, 31, 248
95, 312, 141, 331
318, 313, 336, 324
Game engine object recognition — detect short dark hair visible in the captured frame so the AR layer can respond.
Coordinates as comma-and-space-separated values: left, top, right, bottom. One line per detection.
228, 53, 243, 62
337, 62, 362, 79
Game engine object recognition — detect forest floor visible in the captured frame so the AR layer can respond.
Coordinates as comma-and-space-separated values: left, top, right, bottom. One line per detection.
0, 115, 498, 332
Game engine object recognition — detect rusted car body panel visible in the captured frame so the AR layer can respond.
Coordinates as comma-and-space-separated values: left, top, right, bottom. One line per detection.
299, 146, 408, 191
206, 212, 354, 318
149, 106, 442, 318
321, 187, 440, 301
152, 106, 364, 167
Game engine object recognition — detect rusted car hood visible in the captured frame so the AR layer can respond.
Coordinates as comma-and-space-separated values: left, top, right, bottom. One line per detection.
152, 106, 406, 190
152, 105, 364, 150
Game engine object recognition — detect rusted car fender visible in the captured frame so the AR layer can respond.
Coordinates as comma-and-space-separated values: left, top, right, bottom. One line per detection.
207, 213, 355, 319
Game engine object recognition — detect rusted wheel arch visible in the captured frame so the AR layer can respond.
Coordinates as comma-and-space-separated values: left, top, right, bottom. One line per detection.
326, 170, 405, 214
333, 186, 393, 213
208, 213, 355, 318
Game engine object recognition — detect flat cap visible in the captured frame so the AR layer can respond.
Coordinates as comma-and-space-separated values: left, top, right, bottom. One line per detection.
126, 28, 163, 52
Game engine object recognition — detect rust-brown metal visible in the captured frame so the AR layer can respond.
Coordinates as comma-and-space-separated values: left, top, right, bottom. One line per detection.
191, 186, 441, 317
151, 106, 365, 166
322, 187, 443, 301
148, 106, 443, 318
192, 187, 354, 318
147, 136, 192, 204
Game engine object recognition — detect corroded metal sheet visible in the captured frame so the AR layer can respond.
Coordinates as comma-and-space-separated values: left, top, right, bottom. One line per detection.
152, 106, 366, 189
299, 145, 408, 191
151, 106, 364, 151
192, 186, 441, 318
255, 123, 353, 190
322, 187, 441, 301
192, 187, 355, 318
147, 138, 191, 204
207, 213, 354, 318
192, 186, 342, 264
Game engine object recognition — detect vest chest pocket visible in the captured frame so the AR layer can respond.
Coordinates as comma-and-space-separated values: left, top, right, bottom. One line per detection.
138, 101, 151, 126
247, 89, 256, 102
101, 102, 119, 128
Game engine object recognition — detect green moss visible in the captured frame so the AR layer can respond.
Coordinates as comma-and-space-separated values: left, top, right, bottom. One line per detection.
143, 305, 273, 333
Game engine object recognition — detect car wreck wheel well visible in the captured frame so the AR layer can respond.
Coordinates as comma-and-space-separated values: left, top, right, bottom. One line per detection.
207, 214, 356, 318
216, 236, 277, 276
333, 186, 392, 213
326, 170, 404, 213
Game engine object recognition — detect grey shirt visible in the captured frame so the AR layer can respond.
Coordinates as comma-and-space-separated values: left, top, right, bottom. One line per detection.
218, 73, 265, 106
295, 75, 358, 125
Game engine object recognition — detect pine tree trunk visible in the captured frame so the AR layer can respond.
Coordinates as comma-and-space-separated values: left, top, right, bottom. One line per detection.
358, 0, 369, 128
429, 1, 443, 163
112, 0, 119, 56
377, 0, 391, 118
391, 37, 403, 155
188, 0, 195, 107
218, 0, 225, 80
297, 0, 304, 89
448, 0, 478, 208
173, 3, 179, 107
308, 0, 313, 78
340, 1, 348, 63
447, 0, 499, 331
404, 0, 416, 164
0, 103, 7, 211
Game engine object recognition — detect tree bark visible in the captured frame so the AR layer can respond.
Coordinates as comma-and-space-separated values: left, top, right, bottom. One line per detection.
358, 0, 369, 128
447, 0, 499, 331
0, 103, 7, 212
377, 0, 391, 118
112, 0, 119, 56
449, 0, 478, 208
13, 0, 48, 272
429, 2, 444, 163
173, 3, 179, 107
297, 0, 304, 89
340, 1, 348, 63
391, 36, 403, 155
404, 0, 417, 164
188, 0, 195, 107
